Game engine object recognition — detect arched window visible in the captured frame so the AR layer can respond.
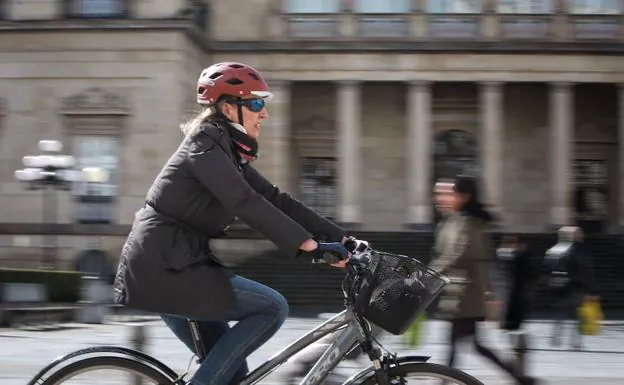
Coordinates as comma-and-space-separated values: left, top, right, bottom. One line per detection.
432, 129, 479, 224
433, 129, 479, 181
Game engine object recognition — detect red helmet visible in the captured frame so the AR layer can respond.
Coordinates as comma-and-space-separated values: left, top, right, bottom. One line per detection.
196, 62, 273, 105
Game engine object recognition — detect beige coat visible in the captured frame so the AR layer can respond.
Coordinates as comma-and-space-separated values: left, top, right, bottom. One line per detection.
430, 213, 493, 319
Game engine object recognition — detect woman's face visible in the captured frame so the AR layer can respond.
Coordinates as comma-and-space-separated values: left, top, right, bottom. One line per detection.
434, 182, 454, 213
221, 96, 268, 139
450, 190, 468, 212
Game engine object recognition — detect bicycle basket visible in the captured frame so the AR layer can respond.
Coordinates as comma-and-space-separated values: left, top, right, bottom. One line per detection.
347, 251, 449, 335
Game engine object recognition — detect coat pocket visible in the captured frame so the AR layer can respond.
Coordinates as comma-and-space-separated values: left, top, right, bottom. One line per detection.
164, 229, 205, 272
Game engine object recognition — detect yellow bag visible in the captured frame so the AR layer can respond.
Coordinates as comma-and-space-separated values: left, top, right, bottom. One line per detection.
578, 298, 603, 336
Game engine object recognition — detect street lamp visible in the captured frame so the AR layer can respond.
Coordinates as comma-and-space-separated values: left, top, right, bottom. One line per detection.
14, 140, 108, 269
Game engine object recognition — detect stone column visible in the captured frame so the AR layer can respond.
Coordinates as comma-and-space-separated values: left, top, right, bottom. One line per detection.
618, 84, 624, 230
549, 82, 574, 227
337, 81, 361, 224
480, 82, 504, 218
406, 81, 433, 227
266, 80, 292, 192
255, 81, 292, 191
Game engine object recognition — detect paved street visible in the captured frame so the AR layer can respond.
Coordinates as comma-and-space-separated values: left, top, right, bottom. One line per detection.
1, 315, 623, 384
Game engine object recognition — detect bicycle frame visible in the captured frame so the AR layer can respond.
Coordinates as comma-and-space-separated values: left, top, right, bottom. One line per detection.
240, 307, 367, 385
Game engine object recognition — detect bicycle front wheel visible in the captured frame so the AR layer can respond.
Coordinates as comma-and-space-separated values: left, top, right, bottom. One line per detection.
40, 356, 176, 385
359, 362, 484, 385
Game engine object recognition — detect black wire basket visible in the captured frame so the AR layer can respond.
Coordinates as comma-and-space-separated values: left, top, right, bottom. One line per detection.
344, 250, 449, 335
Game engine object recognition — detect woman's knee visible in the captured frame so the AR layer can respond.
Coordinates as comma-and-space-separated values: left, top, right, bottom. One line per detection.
246, 285, 288, 338
266, 287, 289, 325
233, 276, 289, 324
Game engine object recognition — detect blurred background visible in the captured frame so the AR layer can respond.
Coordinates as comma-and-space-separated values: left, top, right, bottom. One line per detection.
0, 0, 623, 384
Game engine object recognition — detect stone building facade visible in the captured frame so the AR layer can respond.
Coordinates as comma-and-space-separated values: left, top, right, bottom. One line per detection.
0, 0, 622, 267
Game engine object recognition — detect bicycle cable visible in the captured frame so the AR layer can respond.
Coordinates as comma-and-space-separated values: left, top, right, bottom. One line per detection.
172, 355, 196, 384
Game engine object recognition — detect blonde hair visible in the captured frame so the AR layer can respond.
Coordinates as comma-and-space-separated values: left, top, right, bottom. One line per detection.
180, 106, 218, 137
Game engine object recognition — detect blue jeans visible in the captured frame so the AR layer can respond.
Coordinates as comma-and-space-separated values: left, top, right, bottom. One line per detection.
161, 275, 289, 385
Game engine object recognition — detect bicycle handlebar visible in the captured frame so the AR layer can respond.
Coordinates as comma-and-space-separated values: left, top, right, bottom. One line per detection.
310, 237, 373, 266
310, 242, 350, 265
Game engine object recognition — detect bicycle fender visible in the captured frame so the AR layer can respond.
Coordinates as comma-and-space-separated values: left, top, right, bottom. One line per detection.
341, 355, 430, 385
26, 345, 180, 385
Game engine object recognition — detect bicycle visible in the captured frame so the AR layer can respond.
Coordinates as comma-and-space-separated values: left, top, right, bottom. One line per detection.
27, 239, 485, 385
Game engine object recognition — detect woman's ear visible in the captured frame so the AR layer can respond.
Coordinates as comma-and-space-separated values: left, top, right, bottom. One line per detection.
220, 104, 229, 120
218, 101, 232, 120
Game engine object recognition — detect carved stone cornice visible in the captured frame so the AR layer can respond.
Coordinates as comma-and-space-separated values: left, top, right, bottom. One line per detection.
60, 87, 130, 116
60, 88, 130, 137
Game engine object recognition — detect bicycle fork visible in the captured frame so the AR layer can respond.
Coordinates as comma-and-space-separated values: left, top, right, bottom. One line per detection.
361, 340, 394, 385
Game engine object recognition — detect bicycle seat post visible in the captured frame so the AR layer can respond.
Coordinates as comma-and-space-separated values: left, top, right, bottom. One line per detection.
188, 320, 206, 363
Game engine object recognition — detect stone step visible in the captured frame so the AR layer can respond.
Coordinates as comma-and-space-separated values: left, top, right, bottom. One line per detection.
229, 232, 624, 315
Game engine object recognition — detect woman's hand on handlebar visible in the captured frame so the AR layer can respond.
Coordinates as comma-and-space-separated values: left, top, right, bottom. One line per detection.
316, 242, 350, 268
299, 239, 350, 268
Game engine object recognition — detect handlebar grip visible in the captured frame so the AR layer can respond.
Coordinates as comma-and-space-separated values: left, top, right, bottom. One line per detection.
314, 242, 349, 264
311, 255, 340, 264
321, 251, 342, 265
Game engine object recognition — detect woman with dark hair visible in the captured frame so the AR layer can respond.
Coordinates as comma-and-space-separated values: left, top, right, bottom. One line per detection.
430, 176, 536, 385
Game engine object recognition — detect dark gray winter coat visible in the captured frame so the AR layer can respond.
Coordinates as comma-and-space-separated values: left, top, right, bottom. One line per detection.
113, 121, 345, 318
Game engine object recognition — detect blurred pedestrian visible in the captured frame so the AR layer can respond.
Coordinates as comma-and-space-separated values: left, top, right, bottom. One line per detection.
430, 176, 536, 385
545, 226, 598, 349
496, 234, 538, 379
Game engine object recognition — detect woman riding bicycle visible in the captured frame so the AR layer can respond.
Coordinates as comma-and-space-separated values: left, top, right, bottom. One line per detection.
112, 61, 352, 385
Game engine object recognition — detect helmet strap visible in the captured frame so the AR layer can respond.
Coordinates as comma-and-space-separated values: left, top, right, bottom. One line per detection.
236, 101, 244, 129
215, 97, 259, 161
227, 125, 258, 160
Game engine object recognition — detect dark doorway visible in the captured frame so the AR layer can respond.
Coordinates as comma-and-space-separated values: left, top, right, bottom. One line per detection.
573, 159, 609, 234
432, 129, 479, 224
299, 157, 337, 220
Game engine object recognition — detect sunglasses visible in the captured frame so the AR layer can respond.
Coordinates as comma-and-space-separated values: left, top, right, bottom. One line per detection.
227, 98, 266, 113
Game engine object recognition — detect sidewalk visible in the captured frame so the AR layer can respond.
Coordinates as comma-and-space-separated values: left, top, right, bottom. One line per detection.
1, 316, 622, 384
